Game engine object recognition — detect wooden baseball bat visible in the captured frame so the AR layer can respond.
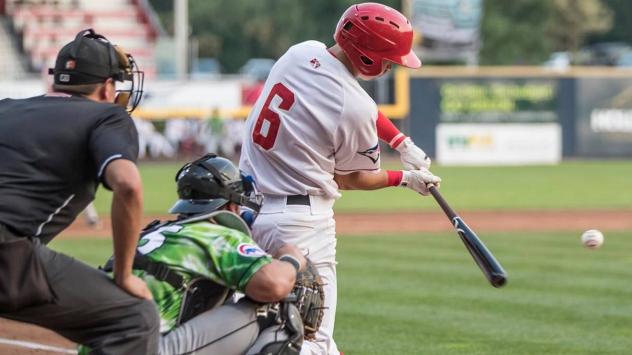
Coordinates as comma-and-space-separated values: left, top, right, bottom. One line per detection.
428, 185, 508, 288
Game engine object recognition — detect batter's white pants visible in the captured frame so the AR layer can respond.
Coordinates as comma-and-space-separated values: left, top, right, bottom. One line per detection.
252, 194, 339, 355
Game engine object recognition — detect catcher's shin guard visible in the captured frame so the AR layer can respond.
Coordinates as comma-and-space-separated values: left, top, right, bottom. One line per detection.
252, 302, 303, 355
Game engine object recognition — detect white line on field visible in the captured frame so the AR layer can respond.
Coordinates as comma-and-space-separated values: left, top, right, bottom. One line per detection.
0, 337, 77, 354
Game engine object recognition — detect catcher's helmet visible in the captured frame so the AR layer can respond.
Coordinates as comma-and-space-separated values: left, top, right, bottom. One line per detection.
334, 3, 421, 78
169, 154, 263, 215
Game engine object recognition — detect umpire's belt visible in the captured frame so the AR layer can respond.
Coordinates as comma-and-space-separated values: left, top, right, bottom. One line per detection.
0, 223, 22, 242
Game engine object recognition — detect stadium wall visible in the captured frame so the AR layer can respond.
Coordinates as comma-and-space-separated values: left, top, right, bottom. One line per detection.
408, 67, 632, 163
3, 67, 632, 162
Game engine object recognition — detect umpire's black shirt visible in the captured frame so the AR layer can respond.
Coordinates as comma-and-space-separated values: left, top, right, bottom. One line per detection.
0, 93, 138, 243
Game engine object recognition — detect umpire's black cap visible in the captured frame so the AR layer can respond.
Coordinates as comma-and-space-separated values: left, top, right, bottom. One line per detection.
49, 29, 129, 85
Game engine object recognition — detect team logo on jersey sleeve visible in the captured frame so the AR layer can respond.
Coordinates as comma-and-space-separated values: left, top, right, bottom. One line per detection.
237, 243, 267, 257
358, 143, 380, 164
310, 58, 321, 69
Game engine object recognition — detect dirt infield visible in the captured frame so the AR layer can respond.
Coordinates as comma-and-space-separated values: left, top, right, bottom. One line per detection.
2, 209, 631, 354
60, 209, 632, 239
0, 319, 75, 354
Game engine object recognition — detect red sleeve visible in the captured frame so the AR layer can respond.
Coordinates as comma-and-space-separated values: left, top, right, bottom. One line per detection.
376, 111, 407, 149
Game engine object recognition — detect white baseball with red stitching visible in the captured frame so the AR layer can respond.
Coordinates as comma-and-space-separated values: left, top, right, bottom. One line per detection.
581, 229, 604, 249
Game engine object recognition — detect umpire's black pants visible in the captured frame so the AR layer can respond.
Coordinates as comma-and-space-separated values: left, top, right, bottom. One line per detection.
0, 225, 160, 355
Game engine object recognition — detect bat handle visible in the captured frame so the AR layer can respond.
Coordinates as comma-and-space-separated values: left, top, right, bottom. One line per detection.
428, 185, 457, 220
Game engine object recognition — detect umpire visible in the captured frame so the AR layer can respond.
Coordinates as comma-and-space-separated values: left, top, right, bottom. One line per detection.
0, 29, 159, 353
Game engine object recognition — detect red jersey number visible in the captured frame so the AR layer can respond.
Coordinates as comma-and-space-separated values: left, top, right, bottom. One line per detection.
252, 83, 295, 150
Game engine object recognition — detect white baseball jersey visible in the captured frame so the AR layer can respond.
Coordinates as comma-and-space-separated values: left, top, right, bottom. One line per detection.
240, 41, 380, 199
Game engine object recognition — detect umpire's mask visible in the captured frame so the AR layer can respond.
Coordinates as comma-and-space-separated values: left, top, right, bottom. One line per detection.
49, 28, 145, 112
169, 154, 264, 217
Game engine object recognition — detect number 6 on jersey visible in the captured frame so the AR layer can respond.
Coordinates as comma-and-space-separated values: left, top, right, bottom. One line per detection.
252, 83, 295, 150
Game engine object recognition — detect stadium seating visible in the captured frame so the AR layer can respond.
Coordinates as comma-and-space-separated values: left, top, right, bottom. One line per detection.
0, 17, 27, 79
3, 0, 160, 77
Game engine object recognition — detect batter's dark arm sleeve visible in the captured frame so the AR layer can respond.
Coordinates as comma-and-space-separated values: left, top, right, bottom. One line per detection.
89, 106, 139, 190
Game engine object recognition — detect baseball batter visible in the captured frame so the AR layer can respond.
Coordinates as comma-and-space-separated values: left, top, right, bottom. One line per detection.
240, 3, 440, 354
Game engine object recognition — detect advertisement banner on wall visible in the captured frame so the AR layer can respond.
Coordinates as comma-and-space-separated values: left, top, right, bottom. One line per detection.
576, 78, 632, 157
439, 78, 558, 123
436, 123, 562, 165
407, 76, 564, 159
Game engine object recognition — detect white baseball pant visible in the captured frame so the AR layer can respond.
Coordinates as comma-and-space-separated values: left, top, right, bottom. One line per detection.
252, 194, 339, 355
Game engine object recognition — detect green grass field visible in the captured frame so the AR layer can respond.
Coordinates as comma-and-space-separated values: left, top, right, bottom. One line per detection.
50, 230, 632, 354
93, 160, 632, 214
62, 160, 632, 354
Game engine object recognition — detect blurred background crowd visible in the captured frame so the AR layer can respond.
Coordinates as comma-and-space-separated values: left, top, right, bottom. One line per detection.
1, 0, 631, 161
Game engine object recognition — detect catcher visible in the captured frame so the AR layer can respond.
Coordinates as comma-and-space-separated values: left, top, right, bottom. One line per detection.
79, 154, 324, 355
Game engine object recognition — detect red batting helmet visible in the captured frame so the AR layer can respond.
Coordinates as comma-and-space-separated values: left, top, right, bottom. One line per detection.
334, 2, 421, 77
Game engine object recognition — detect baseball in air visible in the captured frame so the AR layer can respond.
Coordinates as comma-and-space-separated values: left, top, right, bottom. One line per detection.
581, 229, 604, 249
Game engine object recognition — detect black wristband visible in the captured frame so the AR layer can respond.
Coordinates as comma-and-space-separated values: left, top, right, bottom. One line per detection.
279, 254, 300, 272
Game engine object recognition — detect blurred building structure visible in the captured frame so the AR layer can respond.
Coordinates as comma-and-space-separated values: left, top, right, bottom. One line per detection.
407, 0, 482, 65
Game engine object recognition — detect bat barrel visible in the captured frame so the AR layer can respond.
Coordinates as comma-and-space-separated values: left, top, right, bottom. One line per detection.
491, 274, 508, 288
458, 227, 508, 288
430, 186, 508, 288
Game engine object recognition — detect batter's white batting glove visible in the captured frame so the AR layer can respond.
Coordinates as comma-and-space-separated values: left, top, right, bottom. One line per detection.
396, 138, 431, 170
400, 168, 441, 196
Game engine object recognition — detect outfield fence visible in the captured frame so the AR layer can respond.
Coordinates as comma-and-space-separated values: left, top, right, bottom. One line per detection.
409, 66, 632, 164
3, 67, 632, 162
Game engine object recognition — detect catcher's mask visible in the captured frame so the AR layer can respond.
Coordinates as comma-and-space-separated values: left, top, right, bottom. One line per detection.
49, 28, 145, 112
169, 154, 264, 217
